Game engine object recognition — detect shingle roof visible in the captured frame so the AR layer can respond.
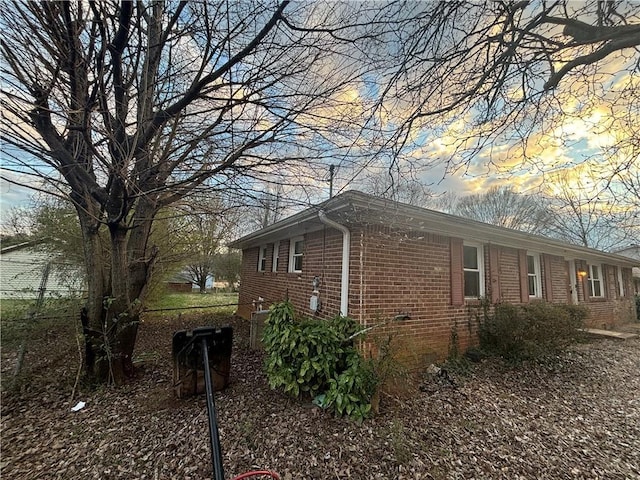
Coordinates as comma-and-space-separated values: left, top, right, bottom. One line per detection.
229, 190, 638, 267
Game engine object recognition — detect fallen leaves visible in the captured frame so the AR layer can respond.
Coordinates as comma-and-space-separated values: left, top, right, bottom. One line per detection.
2, 315, 639, 479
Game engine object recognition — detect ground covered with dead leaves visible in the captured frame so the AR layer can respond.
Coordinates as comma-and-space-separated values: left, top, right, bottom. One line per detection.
2, 313, 639, 480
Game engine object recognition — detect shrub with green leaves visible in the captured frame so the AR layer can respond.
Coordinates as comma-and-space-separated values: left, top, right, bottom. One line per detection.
478, 301, 587, 361
262, 301, 377, 421
314, 350, 377, 421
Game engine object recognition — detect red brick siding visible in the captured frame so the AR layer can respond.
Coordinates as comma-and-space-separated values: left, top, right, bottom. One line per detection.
604, 264, 619, 300
541, 254, 569, 303
496, 247, 522, 303
236, 230, 345, 320
353, 225, 476, 368
237, 225, 637, 367
488, 245, 501, 303
578, 263, 637, 327
549, 256, 570, 303
517, 249, 528, 303
450, 238, 464, 306
542, 254, 554, 302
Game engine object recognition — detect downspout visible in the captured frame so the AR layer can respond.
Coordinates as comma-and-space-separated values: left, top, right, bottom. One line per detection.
318, 210, 350, 317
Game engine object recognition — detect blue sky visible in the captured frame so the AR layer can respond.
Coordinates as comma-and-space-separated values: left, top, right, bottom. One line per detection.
1, 2, 638, 234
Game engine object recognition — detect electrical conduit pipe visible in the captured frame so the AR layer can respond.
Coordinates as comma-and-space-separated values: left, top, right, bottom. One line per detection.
318, 210, 350, 317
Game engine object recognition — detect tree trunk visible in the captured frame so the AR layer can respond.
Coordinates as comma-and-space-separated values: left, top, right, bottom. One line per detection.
80, 222, 139, 384
76, 196, 156, 385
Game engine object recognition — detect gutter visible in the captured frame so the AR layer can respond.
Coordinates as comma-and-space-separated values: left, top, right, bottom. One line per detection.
318, 210, 350, 317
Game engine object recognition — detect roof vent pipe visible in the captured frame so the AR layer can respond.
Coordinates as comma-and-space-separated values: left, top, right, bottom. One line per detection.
317, 210, 350, 317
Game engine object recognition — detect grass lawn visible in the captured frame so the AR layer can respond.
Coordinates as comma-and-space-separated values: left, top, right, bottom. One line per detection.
0, 291, 238, 351
0, 297, 83, 320
0, 297, 84, 349
145, 291, 239, 316
0, 291, 239, 320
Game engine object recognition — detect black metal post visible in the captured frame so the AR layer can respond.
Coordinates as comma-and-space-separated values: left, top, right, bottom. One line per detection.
201, 337, 225, 480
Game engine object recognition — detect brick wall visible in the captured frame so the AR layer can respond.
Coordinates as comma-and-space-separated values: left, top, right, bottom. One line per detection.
577, 264, 637, 327
547, 255, 570, 303
236, 229, 345, 320
236, 223, 637, 369
495, 247, 521, 303
352, 225, 475, 369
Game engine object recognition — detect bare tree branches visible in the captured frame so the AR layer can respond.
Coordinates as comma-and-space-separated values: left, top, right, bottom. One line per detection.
0, 1, 374, 382
362, 1, 640, 195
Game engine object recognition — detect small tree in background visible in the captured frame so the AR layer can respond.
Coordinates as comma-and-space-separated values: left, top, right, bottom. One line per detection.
450, 186, 551, 234
170, 195, 240, 293
212, 250, 242, 292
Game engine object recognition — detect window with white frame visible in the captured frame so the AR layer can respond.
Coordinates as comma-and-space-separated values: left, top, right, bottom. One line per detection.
463, 243, 485, 298
617, 266, 625, 298
272, 241, 280, 273
257, 245, 267, 272
289, 236, 304, 273
527, 253, 542, 297
587, 264, 603, 297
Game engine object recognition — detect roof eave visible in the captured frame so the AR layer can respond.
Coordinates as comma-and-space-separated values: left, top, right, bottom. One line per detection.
227, 194, 353, 250
228, 190, 638, 267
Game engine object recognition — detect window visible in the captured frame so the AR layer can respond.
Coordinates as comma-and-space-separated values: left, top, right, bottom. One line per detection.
289, 236, 304, 273
587, 264, 603, 297
527, 253, 542, 298
616, 267, 625, 298
257, 245, 267, 272
463, 243, 484, 298
272, 241, 280, 273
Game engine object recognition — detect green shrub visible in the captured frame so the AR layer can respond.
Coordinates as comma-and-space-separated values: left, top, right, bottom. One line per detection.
262, 301, 377, 421
478, 301, 587, 361
315, 351, 377, 421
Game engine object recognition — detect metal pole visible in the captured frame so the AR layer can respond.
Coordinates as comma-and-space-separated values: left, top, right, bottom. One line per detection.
201, 337, 225, 480
329, 164, 335, 198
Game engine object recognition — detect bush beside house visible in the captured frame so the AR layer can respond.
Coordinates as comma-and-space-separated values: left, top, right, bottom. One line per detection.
477, 302, 588, 361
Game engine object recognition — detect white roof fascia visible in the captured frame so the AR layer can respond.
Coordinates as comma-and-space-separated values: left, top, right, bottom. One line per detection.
228, 190, 638, 268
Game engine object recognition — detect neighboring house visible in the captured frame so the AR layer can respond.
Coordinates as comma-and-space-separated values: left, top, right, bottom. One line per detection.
0, 242, 85, 299
613, 244, 640, 294
165, 273, 194, 293
229, 191, 638, 366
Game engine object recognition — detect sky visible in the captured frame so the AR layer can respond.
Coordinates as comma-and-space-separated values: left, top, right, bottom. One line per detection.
1, 1, 638, 235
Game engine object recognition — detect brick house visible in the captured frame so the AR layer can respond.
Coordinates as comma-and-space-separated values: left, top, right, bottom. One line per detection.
229, 191, 638, 366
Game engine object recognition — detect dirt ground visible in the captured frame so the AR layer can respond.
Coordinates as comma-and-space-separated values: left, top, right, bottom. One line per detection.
2, 313, 639, 480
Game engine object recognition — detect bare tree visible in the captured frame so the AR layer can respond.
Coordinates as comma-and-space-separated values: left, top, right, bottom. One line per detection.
212, 249, 242, 292
255, 186, 284, 229
449, 186, 552, 233
1, 206, 32, 244
361, 170, 434, 206
171, 194, 240, 293
541, 168, 639, 250
0, 1, 367, 383
2, 1, 637, 383
363, 1, 639, 197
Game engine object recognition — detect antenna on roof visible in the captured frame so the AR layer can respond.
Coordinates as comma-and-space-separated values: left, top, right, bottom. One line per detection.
328, 164, 335, 199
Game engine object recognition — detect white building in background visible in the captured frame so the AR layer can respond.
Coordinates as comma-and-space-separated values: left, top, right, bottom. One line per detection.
0, 242, 85, 299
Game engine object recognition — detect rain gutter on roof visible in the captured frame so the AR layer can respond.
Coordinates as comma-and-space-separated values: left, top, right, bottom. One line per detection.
342, 192, 638, 267
228, 190, 636, 268
227, 197, 352, 250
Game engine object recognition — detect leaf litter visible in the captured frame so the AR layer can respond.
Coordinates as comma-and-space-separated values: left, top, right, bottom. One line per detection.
2, 314, 639, 479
